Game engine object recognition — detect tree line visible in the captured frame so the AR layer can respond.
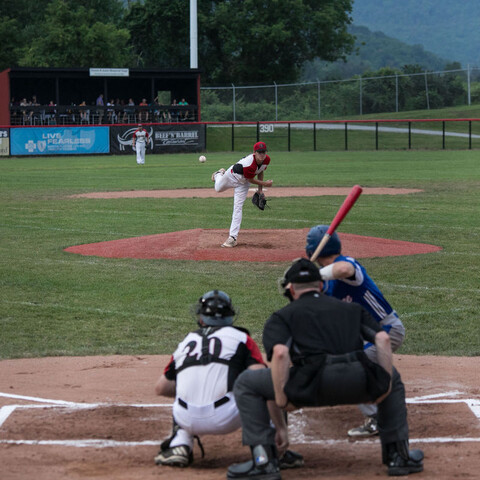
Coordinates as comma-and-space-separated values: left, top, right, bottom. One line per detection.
1, 0, 356, 85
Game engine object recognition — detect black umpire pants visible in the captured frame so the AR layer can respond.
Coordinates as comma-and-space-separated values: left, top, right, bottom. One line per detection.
233, 363, 409, 448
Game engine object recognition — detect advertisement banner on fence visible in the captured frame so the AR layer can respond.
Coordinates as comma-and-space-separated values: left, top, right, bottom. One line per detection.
0, 128, 9, 156
110, 124, 205, 155
11, 127, 110, 156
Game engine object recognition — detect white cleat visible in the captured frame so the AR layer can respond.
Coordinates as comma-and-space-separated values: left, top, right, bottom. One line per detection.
221, 236, 237, 248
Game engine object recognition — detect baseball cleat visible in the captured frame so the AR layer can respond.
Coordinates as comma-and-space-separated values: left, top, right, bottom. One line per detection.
348, 415, 378, 437
154, 444, 193, 467
211, 168, 225, 181
221, 236, 237, 248
279, 449, 304, 469
387, 449, 424, 476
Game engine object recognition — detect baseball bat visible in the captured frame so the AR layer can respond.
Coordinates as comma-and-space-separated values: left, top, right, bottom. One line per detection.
310, 185, 363, 262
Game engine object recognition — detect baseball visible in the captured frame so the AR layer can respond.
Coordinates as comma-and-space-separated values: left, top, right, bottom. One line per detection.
199, 155, 206, 163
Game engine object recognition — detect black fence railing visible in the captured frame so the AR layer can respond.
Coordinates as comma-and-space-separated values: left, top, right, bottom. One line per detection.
203, 119, 480, 152
9, 105, 198, 126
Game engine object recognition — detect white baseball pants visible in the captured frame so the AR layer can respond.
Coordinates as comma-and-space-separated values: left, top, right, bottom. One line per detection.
135, 143, 146, 164
214, 168, 250, 239
170, 393, 241, 449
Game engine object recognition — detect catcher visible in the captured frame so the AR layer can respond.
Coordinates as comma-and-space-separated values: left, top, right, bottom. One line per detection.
154, 289, 303, 470
211, 141, 272, 248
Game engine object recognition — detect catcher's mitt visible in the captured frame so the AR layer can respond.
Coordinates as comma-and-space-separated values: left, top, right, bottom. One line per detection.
252, 191, 267, 210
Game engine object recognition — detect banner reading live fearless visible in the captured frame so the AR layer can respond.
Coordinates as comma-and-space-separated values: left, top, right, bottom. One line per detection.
110, 124, 205, 155
11, 127, 109, 156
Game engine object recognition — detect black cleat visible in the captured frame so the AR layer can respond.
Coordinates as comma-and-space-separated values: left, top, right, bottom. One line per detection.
279, 449, 304, 469
388, 449, 424, 476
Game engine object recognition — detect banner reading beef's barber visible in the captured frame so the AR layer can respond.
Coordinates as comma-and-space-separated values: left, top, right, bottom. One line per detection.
110, 124, 205, 155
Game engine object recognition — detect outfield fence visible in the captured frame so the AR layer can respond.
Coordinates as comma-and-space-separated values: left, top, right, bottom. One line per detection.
2, 118, 480, 156
204, 118, 480, 152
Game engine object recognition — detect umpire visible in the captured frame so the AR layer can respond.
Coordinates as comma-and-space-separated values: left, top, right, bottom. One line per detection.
227, 258, 424, 479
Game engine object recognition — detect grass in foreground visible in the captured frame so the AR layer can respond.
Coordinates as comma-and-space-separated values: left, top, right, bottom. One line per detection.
1, 150, 479, 358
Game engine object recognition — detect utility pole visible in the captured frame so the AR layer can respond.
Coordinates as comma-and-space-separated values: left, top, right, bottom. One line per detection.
190, 0, 198, 69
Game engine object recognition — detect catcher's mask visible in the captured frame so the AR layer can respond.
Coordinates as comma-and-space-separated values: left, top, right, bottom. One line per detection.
195, 290, 236, 327
305, 225, 341, 258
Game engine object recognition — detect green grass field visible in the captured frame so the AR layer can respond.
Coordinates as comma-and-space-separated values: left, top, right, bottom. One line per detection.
1, 148, 479, 359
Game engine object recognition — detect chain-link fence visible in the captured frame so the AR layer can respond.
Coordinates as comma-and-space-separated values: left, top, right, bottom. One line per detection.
201, 67, 480, 122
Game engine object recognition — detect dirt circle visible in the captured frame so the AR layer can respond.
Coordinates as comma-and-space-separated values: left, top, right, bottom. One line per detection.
1, 354, 479, 480
65, 187, 436, 261
69, 186, 423, 199
64, 229, 442, 261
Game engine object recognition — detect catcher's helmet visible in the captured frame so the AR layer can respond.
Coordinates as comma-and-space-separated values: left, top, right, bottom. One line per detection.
305, 225, 341, 258
196, 290, 236, 326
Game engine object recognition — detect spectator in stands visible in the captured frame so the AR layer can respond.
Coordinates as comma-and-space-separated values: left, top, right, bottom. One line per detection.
45, 100, 56, 125
107, 99, 117, 123
178, 97, 189, 121
96, 93, 104, 124
30, 95, 41, 124
154, 96, 171, 123
79, 100, 89, 124
171, 99, 179, 122
20, 97, 31, 124
123, 98, 135, 123
139, 98, 149, 122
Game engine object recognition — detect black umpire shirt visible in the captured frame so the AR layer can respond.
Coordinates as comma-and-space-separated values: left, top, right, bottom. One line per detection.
263, 291, 382, 364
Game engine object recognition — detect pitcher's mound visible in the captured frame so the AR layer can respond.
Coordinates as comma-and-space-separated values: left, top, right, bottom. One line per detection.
64, 229, 442, 262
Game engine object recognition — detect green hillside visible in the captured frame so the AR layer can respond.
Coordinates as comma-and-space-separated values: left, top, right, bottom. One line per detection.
352, 0, 480, 67
302, 24, 448, 81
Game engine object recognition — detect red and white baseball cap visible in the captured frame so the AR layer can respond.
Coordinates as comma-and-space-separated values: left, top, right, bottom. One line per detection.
253, 141, 267, 152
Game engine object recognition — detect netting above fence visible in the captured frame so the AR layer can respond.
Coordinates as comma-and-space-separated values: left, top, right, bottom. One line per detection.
201, 67, 480, 122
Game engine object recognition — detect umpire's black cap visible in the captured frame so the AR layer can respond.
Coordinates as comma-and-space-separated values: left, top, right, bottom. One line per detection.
284, 258, 321, 284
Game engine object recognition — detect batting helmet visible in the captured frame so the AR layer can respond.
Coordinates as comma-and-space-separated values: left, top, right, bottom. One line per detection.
305, 225, 342, 258
195, 290, 236, 326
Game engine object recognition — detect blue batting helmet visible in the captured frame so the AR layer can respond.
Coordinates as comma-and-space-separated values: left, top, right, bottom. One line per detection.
195, 290, 236, 326
305, 225, 342, 258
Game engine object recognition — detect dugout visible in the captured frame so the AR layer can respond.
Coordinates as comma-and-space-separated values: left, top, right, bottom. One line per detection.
0, 67, 201, 125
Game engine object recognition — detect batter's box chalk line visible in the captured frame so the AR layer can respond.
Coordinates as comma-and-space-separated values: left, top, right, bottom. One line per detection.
0, 390, 479, 447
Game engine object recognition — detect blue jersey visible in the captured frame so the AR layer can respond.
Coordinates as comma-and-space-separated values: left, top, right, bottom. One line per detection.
323, 255, 401, 333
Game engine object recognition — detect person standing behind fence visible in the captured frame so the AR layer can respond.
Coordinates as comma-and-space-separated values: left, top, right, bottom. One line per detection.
132, 124, 149, 165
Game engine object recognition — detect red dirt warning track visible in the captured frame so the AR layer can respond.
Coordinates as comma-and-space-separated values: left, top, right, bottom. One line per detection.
64, 229, 442, 261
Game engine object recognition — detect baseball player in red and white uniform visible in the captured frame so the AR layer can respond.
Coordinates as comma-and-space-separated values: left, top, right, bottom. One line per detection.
132, 124, 149, 165
211, 142, 273, 248
154, 290, 303, 470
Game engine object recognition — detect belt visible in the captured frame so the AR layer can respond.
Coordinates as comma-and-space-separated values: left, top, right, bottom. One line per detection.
298, 351, 360, 366
325, 352, 359, 364
178, 396, 230, 410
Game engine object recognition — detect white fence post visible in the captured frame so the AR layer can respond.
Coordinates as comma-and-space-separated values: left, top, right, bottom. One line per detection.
317, 79, 321, 119
232, 84, 236, 122
424, 71, 430, 110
